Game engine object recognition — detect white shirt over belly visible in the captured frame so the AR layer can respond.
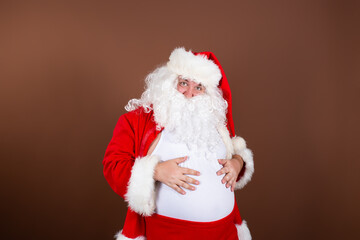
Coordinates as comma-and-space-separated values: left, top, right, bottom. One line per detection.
151, 128, 235, 222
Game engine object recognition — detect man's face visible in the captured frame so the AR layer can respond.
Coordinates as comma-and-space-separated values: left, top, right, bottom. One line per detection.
177, 76, 206, 98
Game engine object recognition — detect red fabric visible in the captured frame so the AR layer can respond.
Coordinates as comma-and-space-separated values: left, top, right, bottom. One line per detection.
145, 203, 239, 240
103, 108, 161, 238
102, 108, 160, 198
122, 209, 146, 239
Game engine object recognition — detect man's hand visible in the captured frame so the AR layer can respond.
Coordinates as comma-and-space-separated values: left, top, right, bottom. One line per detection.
216, 155, 244, 192
154, 156, 200, 195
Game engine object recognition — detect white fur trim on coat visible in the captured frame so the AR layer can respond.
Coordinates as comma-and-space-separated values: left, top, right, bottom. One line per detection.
124, 155, 160, 216
232, 136, 254, 190
217, 125, 234, 160
114, 230, 146, 240
115, 221, 251, 239
167, 47, 222, 89
217, 125, 254, 190
236, 220, 252, 240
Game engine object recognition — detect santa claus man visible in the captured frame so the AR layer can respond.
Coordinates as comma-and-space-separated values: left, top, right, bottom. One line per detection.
103, 47, 254, 240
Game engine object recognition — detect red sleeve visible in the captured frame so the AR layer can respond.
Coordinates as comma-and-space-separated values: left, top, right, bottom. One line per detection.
103, 114, 135, 199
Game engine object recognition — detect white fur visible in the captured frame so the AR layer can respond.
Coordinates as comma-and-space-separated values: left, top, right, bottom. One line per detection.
114, 230, 146, 240
217, 125, 234, 159
236, 220, 252, 240
115, 221, 251, 240
167, 47, 222, 89
232, 136, 254, 190
124, 155, 160, 216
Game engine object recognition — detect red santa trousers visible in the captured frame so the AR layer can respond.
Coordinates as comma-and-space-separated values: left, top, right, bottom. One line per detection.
144, 205, 238, 240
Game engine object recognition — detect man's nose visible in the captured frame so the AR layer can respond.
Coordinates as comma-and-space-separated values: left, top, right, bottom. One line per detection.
183, 88, 195, 98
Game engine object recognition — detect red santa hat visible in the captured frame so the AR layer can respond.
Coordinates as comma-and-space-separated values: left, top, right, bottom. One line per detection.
166, 47, 235, 137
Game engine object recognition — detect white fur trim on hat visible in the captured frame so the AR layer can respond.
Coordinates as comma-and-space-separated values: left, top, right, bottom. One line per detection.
167, 47, 222, 89
124, 155, 160, 216
236, 220, 252, 240
232, 136, 254, 190
114, 230, 146, 240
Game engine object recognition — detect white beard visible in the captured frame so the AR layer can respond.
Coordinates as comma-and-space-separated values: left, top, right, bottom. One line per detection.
125, 66, 228, 156
153, 89, 227, 156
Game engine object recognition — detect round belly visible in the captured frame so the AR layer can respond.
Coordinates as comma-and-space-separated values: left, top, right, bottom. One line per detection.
155, 164, 235, 222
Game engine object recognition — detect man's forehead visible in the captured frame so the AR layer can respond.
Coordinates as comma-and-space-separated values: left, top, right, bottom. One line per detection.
178, 76, 203, 86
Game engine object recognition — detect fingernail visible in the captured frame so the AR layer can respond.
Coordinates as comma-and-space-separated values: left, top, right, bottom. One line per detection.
191, 187, 195, 190
195, 181, 199, 184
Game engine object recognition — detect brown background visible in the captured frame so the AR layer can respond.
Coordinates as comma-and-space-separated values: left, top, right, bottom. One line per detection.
1, 0, 359, 239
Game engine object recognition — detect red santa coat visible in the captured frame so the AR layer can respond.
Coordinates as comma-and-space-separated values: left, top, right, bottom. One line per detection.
103, 107, 254, 240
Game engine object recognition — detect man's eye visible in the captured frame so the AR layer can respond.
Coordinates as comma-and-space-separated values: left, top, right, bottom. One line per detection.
196, 86, 202, 91
180, 82, 187, 86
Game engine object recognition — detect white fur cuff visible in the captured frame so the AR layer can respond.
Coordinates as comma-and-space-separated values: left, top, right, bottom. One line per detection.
232, 136, 254, 190
114, 230, 146, 240
124, 155, 160, 216
236, 220, 252, 240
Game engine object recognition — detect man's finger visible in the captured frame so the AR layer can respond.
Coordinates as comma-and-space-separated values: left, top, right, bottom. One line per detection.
227, 177, 234, 188
218, 159, 227, 165
182, 167, 200, 176
183, 175, 200, 185
231, 182, 236, 192
174, 156, 188, 164
216, 168, 225, 176
217, 166, 229, 176
172, 184, 186, 195
178, 181, 196, 191
222, 173, 231, 184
